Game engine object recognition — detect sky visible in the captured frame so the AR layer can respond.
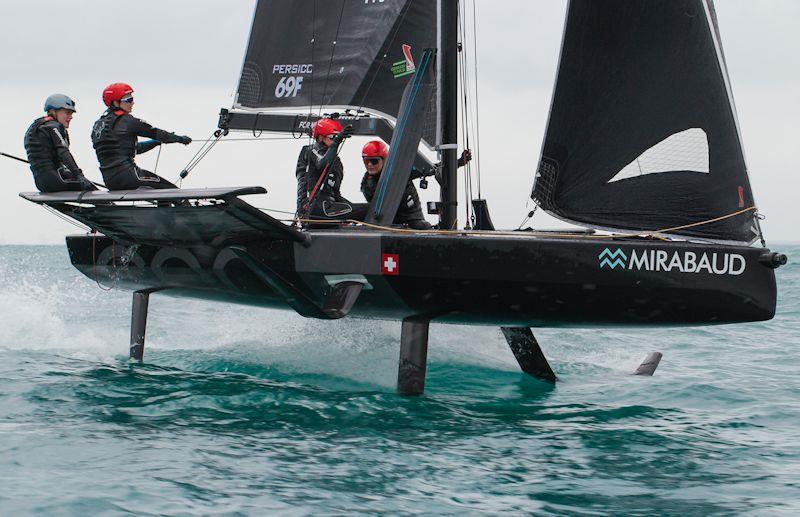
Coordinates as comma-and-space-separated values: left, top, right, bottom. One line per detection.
0, 0, 797, 244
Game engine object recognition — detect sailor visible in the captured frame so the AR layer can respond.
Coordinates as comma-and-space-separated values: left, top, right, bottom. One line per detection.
23, 94, 97, 192
295, 117, 368, 223
360, 141, 472, 230
91, 82, 191, 190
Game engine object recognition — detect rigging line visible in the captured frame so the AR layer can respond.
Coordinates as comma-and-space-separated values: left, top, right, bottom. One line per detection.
189, 136, 300, 142
177, 131, 224, 182
317, 0, 347, 116
42, 204, 90, 232
458, 4, 475, 226
459, 48, 473, 226
153, 142, 162, 174
91, 233, 115, 292
355, 0, 414, 113
252, 207, 297, 216
471, 0, 482, 198
310, 0, 317, 117
316, 207, 754, 240
646, 206, 757, 235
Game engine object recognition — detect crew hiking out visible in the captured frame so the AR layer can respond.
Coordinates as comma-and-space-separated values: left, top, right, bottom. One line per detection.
23, 94, 97, 193
91, 82, 191, 190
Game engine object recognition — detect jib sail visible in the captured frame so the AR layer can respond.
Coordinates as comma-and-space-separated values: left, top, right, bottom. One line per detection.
532, 0, 759, 244
233, 0, 436, 140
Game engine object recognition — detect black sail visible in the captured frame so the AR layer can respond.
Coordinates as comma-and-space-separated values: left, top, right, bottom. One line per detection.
532, 0, 758, 243
234, 0, 436, 133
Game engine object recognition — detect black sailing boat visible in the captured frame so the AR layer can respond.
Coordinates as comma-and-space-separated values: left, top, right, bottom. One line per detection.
21, 0, 787, 394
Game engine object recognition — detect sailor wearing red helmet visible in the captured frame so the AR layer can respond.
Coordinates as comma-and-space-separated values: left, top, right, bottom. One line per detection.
295, 117, 367, 223
91, 82, 192, 190
360, 140, 472, 230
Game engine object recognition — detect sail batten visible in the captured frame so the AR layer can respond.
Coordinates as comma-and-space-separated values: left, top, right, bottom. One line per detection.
533, 0, 758, 244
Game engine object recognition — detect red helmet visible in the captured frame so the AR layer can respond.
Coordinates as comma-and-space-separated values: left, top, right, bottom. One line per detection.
312, 118, 343, 138
102, 82, 134, 107
362, 140, 389, 159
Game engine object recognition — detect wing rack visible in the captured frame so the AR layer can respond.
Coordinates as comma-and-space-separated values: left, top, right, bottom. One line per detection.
19, 187, 309, 247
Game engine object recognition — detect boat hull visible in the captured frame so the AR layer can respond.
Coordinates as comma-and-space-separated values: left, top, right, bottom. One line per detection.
64, 230, 778, 327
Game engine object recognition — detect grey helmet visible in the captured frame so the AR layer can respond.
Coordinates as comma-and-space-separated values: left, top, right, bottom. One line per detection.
44, 94, 76, 113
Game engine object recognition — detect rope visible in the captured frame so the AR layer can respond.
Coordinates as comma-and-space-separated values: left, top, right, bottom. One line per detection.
647, 206, 757, 234
177, 130, 224, 184
91, 233, 115, 292
189, 136, 300, 142
153, 142, 162, 174
287, 206, 757, 240
471, 0, 482, 198
42, 204, 90, 232
458, 6, 474, 227
317, 0, 347, 116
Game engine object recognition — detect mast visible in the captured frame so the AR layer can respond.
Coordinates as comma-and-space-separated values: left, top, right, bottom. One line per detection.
438, 0, 459, 229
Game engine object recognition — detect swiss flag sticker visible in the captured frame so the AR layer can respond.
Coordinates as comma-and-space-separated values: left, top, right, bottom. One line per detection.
381, 253, 400, 275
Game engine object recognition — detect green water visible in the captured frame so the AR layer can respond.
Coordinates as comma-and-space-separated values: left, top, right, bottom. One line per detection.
1, 245, 798, 514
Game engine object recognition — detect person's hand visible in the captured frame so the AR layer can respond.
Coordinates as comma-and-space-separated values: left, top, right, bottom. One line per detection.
460, 149, 472, 164
177, 135, 192, 145
333, 124, 355, 143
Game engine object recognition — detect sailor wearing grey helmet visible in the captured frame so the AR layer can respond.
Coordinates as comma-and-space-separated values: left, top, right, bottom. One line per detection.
23, 94, 98, 192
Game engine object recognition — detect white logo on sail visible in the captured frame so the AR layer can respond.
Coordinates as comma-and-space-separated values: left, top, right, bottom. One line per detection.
608, 128, 709, 183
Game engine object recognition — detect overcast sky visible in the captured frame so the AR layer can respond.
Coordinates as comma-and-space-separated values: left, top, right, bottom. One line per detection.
0, 0, 797, 244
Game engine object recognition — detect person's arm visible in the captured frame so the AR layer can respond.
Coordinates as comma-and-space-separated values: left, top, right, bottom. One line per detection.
295, 147, 310, 212
331, 162, 344, 201
457, 149, 472, 168
136, 139, 161, 155
360, 173, 373, 201
130, 117, 191, 145
46, 126, 82, 174
314, 124, 354, 170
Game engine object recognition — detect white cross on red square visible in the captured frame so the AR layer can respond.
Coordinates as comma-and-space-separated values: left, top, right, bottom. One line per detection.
381, 253, 399, 275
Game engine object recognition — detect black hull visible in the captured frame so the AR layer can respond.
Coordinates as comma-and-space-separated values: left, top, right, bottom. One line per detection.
65, 230, 777, 327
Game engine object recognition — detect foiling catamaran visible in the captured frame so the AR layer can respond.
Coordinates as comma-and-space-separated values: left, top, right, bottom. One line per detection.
21, 1, 786, 394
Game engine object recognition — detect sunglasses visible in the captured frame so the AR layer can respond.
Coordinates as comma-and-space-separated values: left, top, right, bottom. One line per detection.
120, 96, 134, 103
363, 158, 382, 165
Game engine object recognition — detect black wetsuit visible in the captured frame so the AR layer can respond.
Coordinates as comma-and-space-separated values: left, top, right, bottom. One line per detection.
91, 109, 183, 190
23, 117, 96, 192
361, 168, 431, 229
295, 141, 367, 223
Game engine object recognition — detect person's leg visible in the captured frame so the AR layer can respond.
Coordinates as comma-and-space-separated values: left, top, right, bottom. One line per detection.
57, 167, 98, 191
405, 219, 432, 230
33, 169, 90, 192
104, 166, 178, 190
134, 167, 179, 189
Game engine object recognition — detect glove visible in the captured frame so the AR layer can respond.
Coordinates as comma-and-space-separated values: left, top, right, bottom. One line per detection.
177, 135, 192, 145
333, 124, 354, 143
458, 149, 472, 167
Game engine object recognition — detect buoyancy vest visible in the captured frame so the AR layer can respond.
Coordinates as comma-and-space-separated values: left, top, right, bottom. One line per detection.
91, 109, 129, 169
24, 116, 65, 172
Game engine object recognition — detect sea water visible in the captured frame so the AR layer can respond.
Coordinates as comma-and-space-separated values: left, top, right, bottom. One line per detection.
0, 244, 797, 515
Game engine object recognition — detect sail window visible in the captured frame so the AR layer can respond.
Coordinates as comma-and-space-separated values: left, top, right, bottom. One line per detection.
608, 128, 709, 183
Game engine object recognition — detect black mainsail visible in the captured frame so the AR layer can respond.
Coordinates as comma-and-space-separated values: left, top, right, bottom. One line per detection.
231, 0, 437, 145
532, 0, 758, 244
